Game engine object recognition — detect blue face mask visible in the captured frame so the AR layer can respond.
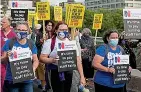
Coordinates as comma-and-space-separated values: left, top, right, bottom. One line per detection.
58, 31, 68, 39
17, 31, 28, 40
109, 39, 119, 47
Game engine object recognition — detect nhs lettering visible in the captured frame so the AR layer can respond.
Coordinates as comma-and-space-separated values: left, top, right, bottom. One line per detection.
12, 2, 18, 8
58, 42, 65, 49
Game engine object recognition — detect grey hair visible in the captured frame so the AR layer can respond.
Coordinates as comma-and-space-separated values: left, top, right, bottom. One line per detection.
2, 16, 12, 24
82, 28, 92, 35
15, 21, 29, 31
16, 21, 29, 29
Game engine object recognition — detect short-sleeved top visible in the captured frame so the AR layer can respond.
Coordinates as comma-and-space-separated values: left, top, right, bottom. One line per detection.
41, 37, 79, 65
2, 39, 37, 83
1, 29, 16, 55
94, 45, 125, 88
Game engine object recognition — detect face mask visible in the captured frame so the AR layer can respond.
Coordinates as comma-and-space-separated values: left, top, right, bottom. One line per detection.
17, 31, 28, 40
57, 31, 68, 39
109, 39, 119, 47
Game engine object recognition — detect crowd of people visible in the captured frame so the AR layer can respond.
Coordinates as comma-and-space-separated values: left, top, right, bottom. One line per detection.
0, 16, 140, 92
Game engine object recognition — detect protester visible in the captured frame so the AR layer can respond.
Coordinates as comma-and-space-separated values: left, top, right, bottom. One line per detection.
43, 20, 55, 91
80, 28, 95, 81
34, 24, 47, 91
0, 16, 17, 92
119, 31, 137, 69
68, 28, 82, 92
92, 30, 131, 92
1, 22, 39, 92
40, 21, 86, 92
45, 20, 55, 39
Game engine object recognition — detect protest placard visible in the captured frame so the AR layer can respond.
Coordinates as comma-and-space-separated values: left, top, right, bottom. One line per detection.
9, 1, 33, 9
123, 9, 141, 39
9, 48, 34, 83
11, 9, 28, 26
57, 41, 77, 72
92, 14, 103, 29
114, 55, 130, 84
66, 4, 85, 28
28, 12, 38, 27
54, 6, 62, 21
36, 2, 50, 20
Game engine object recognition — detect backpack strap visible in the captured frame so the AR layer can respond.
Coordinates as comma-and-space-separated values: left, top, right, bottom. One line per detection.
118, 45, 125, 55
9, 37, 17, 50
27, 39, 34, 51
51, 37, 56, 52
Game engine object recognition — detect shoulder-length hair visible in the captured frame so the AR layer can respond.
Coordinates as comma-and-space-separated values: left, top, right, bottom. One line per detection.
103, 29, 119, 44
52, 21, 68, 38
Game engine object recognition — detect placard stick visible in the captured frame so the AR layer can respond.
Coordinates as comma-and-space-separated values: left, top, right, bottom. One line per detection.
94, 29, 98, 46
71, 27, 76, 40
43, 20, 46, 42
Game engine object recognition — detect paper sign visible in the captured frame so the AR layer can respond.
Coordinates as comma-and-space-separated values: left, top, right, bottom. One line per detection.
54, 6, 62, 21
123, 9, 141, 39
9, 1, 33, 9
66, 4, 85, 28
92, 14, 103, 29
114, 55, 130, 84
57, 41, 77, 72
9, 48, 34, 83
36, 2, 50, 20
28, 12, 38, 27
11, 9, 28, 26
123, 9, 141, 19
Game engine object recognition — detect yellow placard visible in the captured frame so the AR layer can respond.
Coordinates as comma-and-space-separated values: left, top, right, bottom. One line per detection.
92, 14, 103, 29
65, 4, 85, 28
54, 6, 62, 21
28, 12, 38, 27
36, 2, 50, 20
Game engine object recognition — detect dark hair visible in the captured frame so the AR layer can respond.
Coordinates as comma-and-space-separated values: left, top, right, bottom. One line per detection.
103, 29, 119, 44
45, 20, 55, 28
52, 21, 68, 37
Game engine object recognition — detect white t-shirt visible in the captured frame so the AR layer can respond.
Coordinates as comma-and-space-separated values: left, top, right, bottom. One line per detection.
41, 37, 79, 65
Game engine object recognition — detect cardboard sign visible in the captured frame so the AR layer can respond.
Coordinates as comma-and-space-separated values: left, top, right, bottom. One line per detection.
28, 12, 38, 27
113, 55, 130, 84
36, 2, 50, 20
11, 9, 28, 26
57, 41, 77, 72
66, 4, 85, 28
9, 49, 34, 83
54, 6, 62, 21
92, 14, 103, 29
123, 9, 141, 39
124, 19, 141, 39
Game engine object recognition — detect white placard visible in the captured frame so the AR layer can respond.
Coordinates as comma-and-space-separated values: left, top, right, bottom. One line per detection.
9, 1, 33, 9
123, 9, 141, 19
9, 48, 32, 62
114, 55, 129, 65
57, 40, 77, 51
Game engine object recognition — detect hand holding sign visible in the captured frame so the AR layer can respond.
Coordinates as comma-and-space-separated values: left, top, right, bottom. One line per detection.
53, 55, 59, 63
108, 67, 115, 74
7, 50, 12, 57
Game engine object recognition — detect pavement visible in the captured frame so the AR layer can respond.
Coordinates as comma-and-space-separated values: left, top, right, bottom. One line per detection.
33, 80, 95, 92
